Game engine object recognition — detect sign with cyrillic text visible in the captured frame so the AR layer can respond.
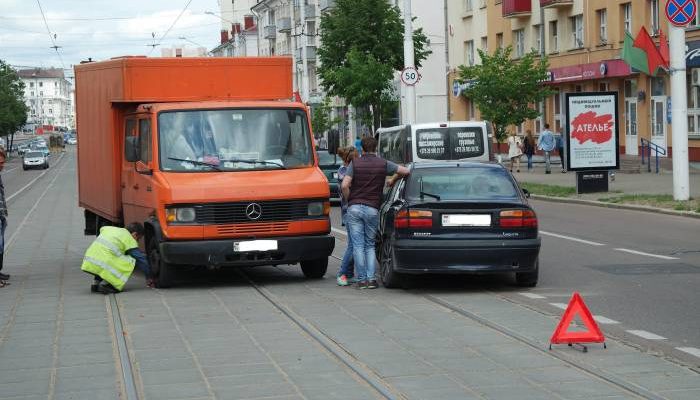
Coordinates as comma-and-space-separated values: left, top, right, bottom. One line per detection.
565, 92, 620, 171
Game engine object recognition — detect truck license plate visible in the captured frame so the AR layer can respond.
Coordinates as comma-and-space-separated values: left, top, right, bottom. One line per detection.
233, 240, 278, 252
442, 214, 491, 227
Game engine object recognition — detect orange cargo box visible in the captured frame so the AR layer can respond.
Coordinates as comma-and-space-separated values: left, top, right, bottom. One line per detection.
75, 56, 294, 222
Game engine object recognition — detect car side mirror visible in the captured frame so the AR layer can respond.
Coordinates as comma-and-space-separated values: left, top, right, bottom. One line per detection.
125, 137, 139, 162
522, 188, 531, 198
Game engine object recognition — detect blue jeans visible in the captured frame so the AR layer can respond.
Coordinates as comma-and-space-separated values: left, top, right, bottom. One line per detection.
543, 151, 551, 172
0, 217, 6, 271
526, 154, 533, 170
346, 204, 379, 282
125, 248, 152, 279
338, 212, 354, 278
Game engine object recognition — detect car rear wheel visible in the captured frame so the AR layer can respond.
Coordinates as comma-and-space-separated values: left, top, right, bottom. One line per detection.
515, 258, 539, 287
379, 237, 402, 288
300, 258, 328, 279
148, 239, 174, 288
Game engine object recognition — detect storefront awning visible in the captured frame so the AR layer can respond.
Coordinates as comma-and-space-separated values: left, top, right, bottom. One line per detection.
545, 59, 632, 84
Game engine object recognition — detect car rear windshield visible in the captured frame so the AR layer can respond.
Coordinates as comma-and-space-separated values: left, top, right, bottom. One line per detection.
415, 127, 484, 160
25, 152, 43, 158
406, 167, 519, 201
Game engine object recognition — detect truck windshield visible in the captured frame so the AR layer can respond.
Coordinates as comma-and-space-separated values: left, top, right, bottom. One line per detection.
158, 109, 313, 172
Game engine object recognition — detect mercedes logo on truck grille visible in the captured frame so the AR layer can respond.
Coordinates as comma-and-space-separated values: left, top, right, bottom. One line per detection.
245, 203, 262, 220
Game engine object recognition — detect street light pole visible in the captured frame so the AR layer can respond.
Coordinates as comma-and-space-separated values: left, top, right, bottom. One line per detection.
669, 22, 690, 200
403, 0, 416, 124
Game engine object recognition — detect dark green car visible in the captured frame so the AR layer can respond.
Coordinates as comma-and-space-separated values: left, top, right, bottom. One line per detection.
317, 150, 341, 201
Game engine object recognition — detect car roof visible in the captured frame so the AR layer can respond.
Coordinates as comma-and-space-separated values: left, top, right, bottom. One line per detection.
409, 161, 504, 171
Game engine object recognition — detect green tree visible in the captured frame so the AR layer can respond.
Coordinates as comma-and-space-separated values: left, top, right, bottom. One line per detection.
311, 97, 335, 138
318, 0, 430, 133
458, 46, 552, 152
0, 60, 28, 148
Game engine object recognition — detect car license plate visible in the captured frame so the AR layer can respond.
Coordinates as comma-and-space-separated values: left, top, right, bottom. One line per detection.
233, 240, 278, 252
442, 214, 491, 227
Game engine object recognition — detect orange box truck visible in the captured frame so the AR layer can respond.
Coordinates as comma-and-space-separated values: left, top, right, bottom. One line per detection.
75, 56, 334, 287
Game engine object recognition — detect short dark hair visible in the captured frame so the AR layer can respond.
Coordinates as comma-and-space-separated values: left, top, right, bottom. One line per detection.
126, 222, 145, 237
361, 136, 377, 153
544, 123, 550, 129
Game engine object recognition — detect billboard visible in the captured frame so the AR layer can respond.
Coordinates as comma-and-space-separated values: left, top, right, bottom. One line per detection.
565, 92, 620, 171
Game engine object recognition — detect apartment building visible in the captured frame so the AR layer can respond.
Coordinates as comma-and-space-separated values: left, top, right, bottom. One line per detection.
211, 0, 259, 57
448, 0, 700, 161
18, 68, 74, 129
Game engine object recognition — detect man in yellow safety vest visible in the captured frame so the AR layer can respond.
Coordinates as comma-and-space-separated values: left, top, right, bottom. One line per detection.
81, 222, 155, 294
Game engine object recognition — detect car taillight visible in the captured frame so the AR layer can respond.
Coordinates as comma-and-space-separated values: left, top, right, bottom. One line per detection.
395, 210, 433, 228
499, 210, 537, 228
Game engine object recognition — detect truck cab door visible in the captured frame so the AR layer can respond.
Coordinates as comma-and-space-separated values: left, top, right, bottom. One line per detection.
123, 115, 156, 226
122, 118, 138, 220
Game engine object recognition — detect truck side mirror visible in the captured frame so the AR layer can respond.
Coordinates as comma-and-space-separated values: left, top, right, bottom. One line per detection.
125, 136, 139, 162
327, 130, 340, 155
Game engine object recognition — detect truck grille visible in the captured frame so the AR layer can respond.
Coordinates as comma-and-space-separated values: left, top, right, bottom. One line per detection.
216, 222, 290, 235
195, 200, 311, 224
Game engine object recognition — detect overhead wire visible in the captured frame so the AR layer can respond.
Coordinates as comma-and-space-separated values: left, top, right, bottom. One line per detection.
35, 0, 65, 69
149, 0, 194, 55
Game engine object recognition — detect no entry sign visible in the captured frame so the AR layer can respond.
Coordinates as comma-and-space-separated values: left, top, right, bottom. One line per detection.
666, 0, 697, 27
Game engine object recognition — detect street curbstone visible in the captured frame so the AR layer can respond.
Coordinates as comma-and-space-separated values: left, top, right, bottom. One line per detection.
530, 194, 700, 219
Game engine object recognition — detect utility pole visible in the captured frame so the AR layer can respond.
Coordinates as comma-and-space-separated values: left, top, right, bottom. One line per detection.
300, 1, 310, 103
669, 21, 690, 200
402, 0, 416, 124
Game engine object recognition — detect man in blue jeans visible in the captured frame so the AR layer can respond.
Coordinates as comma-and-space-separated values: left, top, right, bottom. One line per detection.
341, 137, 410, 289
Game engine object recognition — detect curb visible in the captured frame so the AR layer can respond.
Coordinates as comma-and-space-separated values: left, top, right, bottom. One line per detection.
530, 194, 700, 220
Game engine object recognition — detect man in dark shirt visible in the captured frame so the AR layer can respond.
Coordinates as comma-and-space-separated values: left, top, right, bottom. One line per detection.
0, 148, 9, 285
341, 137, 409, 289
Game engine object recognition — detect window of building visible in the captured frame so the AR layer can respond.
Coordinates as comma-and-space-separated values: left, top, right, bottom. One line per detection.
550, 21, 559, 53
479, 0, 487, 8
54, 82, 58, 87
30, 91, 34, 96
599, 82, 610, 91
465, 40, 475, 66
554, 90, 561, 116
268, 9, 275, 25
514, 29, 525, 58
39, 91, 43, 96
29, 82, 34, 88
496, 33, 503, 50
48, 108, 53, 114
597, 9, 608, 44
533, 25, 542, 54
624, 79, 637, 98
650, 0, 659, 35
622, 3, 632, 33
651, 77, 665, 95
465, 0, 473, 12
39, 82, 43, 87
481, 36, 488, 53
571, 15, 584, 48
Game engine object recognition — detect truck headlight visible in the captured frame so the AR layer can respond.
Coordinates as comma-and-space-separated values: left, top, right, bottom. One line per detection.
166, 207, 196, 223
308, 201, 330, 217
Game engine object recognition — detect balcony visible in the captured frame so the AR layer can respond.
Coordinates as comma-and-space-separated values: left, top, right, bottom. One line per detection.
264, 25, 276, 39
540, 0, 574, 8
295, 46, 317, 62
320, 0, 335, 11
295, 5, 317, 22
278, 17, 291, 32
502, 0, 531, 18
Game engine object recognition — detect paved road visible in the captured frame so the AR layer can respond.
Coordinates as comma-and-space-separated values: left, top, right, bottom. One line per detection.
1, 148, 699, 400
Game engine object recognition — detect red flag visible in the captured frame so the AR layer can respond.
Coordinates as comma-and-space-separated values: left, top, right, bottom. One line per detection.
633, 26, 666, 75
658, 28, 670, 68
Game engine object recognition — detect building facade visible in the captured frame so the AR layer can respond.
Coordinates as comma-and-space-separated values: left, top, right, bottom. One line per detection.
212, 0, 259, 57
18, 68, 74, 130
448, 0, 700, 161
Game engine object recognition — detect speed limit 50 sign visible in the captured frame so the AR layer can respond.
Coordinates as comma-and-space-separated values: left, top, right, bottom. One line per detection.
401, 67, 421, 86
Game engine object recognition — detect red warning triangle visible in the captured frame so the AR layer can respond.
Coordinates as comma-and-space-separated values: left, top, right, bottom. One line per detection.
550, 292, 605, 344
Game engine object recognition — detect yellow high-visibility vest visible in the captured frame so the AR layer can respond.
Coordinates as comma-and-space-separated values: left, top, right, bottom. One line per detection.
81, 226, 139, 291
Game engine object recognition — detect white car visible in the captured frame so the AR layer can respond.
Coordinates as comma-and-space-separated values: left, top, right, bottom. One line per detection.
23, 151, 49, 170
67, 137, 77, 145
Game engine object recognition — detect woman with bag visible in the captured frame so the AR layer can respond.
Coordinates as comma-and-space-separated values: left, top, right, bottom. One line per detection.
507, 131, 523, 173
523, 130, 535, 172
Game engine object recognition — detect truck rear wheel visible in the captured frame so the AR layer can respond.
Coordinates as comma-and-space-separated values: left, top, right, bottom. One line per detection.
148, 239, 174, 288
300, 258, 328, 279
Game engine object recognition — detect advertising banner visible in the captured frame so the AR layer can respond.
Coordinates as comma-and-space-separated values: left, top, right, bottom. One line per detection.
566, 92, 620, 171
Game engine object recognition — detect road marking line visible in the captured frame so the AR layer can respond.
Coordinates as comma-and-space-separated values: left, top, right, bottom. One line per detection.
613, 248, 679, 260
540, 230, 605, 246
331, 227, 347, 236
519, 292, 546, 299
549, 303, 568, 310
676, 347, 700, 358
593, 315, 620, 324
627, 330, 667, 340
6, 153, 65, 202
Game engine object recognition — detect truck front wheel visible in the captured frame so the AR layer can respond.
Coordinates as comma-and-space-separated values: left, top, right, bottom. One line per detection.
300, 258, 328, 279
148, 239, 174, 288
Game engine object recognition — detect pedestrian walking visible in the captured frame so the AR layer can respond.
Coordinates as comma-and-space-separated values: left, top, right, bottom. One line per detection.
336, 146, 358, 286
537, 123, 556, 174
354, 136, 362, 155
507, 131, 523, 173
0, 148, 9, 287
523, 130, 535, 172
341, 137, 410, 289
556, 131, 567, 173
81, 223, 155, 294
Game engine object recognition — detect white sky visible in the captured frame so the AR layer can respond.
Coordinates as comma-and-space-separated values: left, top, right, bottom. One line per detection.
0, 0, 224, 73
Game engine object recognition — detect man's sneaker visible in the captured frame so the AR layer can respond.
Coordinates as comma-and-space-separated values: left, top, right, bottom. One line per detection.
367, 280, 378, 289
356, 280, 369, 289
0, 272, 9, 280
336, 275, 349, 286
90, 283, 100, 293
97, 283, 119, 295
